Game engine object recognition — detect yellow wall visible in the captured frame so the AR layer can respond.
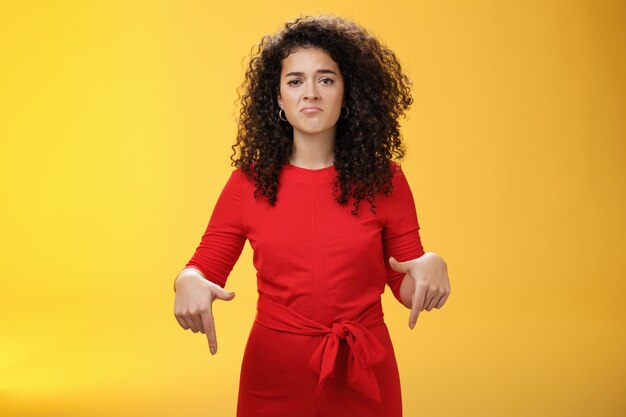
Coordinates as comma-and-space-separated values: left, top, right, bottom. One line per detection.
1, 1, 624, 416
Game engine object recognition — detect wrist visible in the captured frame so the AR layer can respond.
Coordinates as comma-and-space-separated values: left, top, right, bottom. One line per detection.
173, 268, 206, 292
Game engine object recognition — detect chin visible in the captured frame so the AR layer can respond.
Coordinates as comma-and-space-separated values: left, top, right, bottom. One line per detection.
297, 129, 332, 136
294, 123, 338, 136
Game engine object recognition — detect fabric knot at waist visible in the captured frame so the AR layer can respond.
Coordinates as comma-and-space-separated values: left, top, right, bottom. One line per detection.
332, 322, 347, 339
254, 295, 388, 403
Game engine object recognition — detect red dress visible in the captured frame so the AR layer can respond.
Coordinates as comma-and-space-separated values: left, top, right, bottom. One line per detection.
185, 161, 425, 417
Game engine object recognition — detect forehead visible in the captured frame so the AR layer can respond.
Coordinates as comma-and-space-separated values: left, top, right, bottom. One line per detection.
280, 47, 340, 73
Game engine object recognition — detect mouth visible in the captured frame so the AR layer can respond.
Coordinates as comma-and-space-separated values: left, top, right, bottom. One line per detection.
300, 107, 322, 113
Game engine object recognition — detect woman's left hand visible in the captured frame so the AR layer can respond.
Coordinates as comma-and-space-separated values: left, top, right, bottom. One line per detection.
389, 252, 451, 329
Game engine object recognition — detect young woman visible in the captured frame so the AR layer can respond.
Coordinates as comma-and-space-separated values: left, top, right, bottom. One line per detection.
173, 14, 451, 417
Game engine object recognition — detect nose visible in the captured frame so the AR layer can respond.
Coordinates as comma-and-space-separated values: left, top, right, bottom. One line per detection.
303, 82, 319, 100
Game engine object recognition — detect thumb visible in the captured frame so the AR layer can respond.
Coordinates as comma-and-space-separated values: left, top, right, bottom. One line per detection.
212, 287, 236, 301
388, 256, 407, 273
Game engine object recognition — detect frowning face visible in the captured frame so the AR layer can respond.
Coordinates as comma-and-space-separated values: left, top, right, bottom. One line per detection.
277, 47, 345, 137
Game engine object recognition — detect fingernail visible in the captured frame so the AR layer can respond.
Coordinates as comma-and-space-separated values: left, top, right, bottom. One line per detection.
210, 346, 216, 355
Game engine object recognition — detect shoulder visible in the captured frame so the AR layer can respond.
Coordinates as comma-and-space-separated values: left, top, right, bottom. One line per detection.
389, 160, 405, 176
377, 160, 408, 204
226, 162, 252, 178
387, 160, 408, 191
387, 160, 413, 197
228, 163, 257, 190
376, 160, 405, 196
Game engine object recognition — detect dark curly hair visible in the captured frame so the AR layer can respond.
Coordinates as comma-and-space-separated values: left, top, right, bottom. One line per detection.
230, 14, 413, 215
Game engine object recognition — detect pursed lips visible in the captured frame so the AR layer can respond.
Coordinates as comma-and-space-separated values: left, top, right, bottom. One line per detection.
301, 106, 322, 113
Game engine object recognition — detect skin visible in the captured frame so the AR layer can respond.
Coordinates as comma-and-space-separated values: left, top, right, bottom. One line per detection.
391, 253, 451, 329
278, 46, 344, 169
173, 47, 451, 354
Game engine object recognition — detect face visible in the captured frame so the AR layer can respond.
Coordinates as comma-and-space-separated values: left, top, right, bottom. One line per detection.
277, 47, 345, 137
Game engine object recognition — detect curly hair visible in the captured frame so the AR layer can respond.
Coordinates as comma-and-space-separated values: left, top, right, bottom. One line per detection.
230, 14, 413, 215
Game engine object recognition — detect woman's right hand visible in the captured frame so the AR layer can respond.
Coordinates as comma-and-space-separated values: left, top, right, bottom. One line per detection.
173, 268, 236, 355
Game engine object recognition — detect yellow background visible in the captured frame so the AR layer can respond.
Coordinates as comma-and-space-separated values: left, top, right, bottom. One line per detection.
1, 1, 624, 416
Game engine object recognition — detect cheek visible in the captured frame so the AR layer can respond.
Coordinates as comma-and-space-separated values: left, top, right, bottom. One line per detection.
332, 86, 345, 105
331, 90, 345, 110
280, 90, 298, 107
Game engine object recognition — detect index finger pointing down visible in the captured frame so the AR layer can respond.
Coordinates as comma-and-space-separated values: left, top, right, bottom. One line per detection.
201, 303, 218, 355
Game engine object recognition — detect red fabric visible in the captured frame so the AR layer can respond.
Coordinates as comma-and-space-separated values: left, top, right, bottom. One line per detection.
255, 294, 388, 403
185, 161, 425, 416
237, 314, 402, 416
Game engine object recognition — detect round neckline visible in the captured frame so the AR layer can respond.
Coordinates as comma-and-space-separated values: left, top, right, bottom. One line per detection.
284, 162, 335, 172
282, 162, 337, 182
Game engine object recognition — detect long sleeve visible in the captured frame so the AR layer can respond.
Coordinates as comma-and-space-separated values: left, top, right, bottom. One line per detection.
185, 169, 247, 288
382, 162, 425, 305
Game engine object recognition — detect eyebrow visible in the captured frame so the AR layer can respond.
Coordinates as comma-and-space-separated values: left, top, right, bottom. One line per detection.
284, 69, 338, 77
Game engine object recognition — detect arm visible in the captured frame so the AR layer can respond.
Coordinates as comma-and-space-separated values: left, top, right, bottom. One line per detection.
173, 169, 247, 354
381, 163, 451, 327
173, 266, 209, 292
180, 168, 247, 290
381, 162, 425, 305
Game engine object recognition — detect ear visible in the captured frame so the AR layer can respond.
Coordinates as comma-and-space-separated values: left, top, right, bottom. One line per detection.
277, 96, 283, 108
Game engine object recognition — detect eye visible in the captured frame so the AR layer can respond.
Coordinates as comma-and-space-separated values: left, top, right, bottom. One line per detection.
319, 78, 334, 85
287, 79, 302, 86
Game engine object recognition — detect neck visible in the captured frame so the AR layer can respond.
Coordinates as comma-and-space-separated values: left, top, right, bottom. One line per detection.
290, 128, 336, 169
